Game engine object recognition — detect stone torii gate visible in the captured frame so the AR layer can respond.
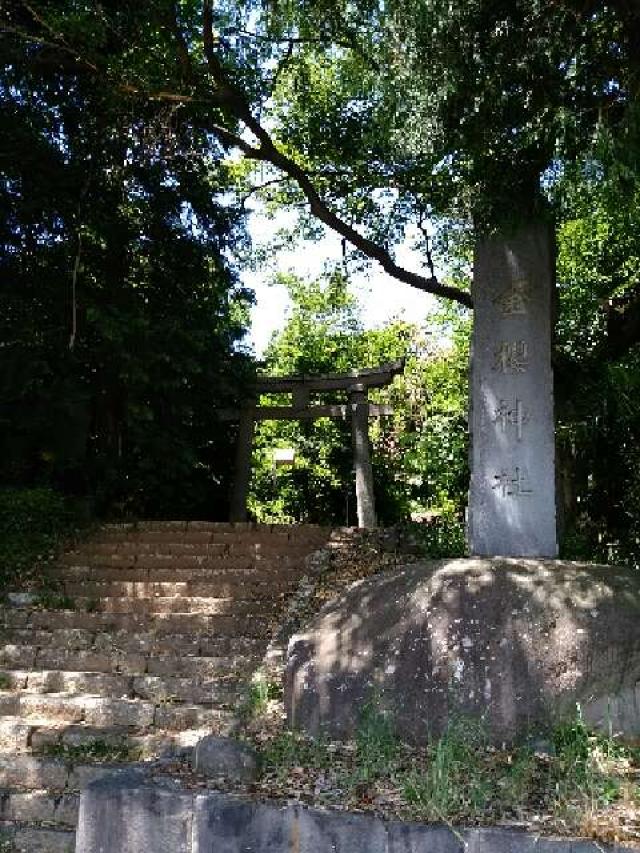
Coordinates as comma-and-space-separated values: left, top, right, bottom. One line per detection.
223, 361, 403, 528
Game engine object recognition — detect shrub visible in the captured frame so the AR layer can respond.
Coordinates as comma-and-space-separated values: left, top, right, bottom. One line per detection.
0, 487, 89, 590
402, 515, 468, 559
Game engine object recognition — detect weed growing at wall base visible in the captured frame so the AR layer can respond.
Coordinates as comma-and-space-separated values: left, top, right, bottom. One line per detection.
252, 708, 640, 843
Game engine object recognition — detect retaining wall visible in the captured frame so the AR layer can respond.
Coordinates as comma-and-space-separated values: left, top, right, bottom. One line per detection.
75, 770, 629, 853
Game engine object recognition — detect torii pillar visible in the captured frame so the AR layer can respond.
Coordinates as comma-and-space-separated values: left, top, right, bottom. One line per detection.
349, 383, 376, 528
229, 404, 255, 525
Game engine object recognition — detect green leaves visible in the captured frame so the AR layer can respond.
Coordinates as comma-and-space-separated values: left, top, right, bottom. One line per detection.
0, 8, 253, 519
249, 274, 470, 524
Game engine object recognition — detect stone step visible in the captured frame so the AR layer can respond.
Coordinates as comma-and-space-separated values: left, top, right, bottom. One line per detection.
0, 824, 76, 853
1, 628, 263, 658
36, 724, 211, 756
145, 654, 255, 679
59, 579, 293, 601
0, 717, 39, 752
133, 675, 243, 705
39, 671, 242, 704
0, 716, 222, 756
72, 540, 230, 556
2, 609, 272, 637
67, 540, 326, 559
52, 562, 305, 584
153, 702, 233, 731
1, 646, 146, 674
0, 694, 156, 727
25, 595, 272, 617
5, 593, 283, 620
66, 649, 251, 678
0, 791, 79, 828
0, 669, 247, 703
0, 693, 236, 732
0, 522, 337, 852
63, 539, 322, 560
94, 521, 331, 541
51, 561, 306, 582
0, 670, 132, 696
0, 754, 132, 793
59, 552, 310, 574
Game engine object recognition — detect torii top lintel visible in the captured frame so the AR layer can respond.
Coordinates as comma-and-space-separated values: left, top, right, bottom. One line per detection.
252, 359, 405, 394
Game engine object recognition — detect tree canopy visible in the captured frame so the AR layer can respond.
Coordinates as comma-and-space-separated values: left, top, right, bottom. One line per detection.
1, 1, 639, 557
1, 1, 253, 516
2, 2, 637, 305
249, 273, 469, 527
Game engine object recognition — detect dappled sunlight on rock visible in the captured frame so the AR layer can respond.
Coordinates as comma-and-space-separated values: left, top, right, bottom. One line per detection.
286, 558, 640, 743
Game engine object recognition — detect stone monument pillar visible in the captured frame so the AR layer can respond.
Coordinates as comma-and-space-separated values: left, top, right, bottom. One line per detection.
468, 223, 557, 557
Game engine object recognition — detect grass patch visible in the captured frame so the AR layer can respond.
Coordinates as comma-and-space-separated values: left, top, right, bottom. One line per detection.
0, 673, 12, 689
240, 673, 284, 720
39, 739, 141, 764
352, 701, 399, 783
261, 730, 331, 780
403, 717, 495, 821
254, 707, 640, 843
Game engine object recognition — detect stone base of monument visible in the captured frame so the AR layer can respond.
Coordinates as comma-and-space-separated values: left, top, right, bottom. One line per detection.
75, 772, 628, 852
285, 558, 640, 743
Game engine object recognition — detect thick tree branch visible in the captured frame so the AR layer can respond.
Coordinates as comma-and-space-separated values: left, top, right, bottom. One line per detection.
231, 28, 380, 72
167, 3, 196, 85
1, 23, 215, 107
7, 3, 101, 74
208, 124, 266, 160
10, 1, 473, 307
201, 4, 472, 308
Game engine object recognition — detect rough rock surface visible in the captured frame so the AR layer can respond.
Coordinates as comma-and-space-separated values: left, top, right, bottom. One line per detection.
285, 558, 640, 742
192, 735, 259, 782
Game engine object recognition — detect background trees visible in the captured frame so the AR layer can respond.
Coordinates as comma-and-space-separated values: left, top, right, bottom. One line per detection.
1, 2, 639, 566
249, 274, 469, 528
553, 149, 640, 564
1, 9, 252, 518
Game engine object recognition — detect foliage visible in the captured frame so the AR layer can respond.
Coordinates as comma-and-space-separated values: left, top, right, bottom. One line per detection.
400, 517, 468, 559
39, 739, 142, 764
249, 274, 470, 525
0, 7, 253, 519
0, 487, 87, 590
2, 1, 639, 558
6, 1, 638, 304
241, 673, 284, 721
553, 153, 640, 566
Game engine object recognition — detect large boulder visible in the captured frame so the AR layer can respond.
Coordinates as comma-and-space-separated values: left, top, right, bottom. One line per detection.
192, 736, 259, 783
285, 558, 640, 743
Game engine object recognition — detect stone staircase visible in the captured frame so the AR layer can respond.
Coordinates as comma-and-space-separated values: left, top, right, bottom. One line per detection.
0, 522, 331, 852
